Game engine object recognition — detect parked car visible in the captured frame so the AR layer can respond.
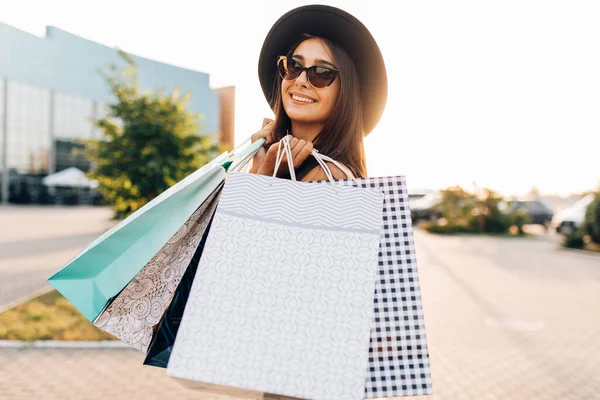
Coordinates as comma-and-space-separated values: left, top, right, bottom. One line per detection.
507, 199, 554, 228
410, 191, 443, 223
551, 194, 594, 234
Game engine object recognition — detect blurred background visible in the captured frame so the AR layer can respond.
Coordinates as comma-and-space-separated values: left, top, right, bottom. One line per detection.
0, 0, 599, 399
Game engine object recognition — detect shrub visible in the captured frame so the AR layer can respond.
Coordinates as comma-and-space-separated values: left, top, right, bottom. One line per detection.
564, 230, 585, 249
582, 192, 600, 244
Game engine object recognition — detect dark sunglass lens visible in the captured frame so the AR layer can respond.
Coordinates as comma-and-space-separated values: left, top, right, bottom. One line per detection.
309, 67, 337, 88
278, 57, 302, 80
286, 59, 303, 79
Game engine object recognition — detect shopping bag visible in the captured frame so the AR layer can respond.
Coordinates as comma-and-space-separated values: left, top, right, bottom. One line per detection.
143, 210, 215, 367
47, 157, 229, 322
313, 175, 434, 398
166, 138, 385, 400
92, 186, 223, 351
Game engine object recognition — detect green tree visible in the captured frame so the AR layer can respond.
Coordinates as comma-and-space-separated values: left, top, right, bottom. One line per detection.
87, 51, 220, 218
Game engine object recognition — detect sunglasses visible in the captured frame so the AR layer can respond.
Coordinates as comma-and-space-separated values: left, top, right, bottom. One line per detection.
277, 56, 339, 88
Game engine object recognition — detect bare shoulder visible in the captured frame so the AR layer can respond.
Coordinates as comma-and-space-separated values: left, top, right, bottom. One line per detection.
301, 162, 350, 182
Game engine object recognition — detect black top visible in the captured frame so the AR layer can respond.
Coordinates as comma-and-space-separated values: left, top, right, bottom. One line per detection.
277, 156, 320, 182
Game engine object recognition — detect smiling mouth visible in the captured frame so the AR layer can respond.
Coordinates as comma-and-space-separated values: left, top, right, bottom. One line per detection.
290, 93, 316, 104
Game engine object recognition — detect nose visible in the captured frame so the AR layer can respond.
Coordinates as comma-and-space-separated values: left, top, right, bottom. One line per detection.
295, 69, 309, 87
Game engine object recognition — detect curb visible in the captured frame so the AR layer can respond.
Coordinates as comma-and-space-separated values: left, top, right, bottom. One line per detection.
0, 340, 131, 349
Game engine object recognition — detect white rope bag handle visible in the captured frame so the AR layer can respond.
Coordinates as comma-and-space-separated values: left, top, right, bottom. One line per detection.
273, 135, 358, 185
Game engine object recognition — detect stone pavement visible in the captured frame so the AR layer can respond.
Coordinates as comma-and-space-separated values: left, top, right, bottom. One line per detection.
0, 346, 260, 400
0, 205, 114, 311
1, 208, 600, 399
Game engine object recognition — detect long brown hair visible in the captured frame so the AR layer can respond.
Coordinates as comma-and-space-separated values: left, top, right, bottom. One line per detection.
269, 34, 367, 178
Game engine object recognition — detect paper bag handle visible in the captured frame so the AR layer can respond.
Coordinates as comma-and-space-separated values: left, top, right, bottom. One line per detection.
273, 136, 357, 184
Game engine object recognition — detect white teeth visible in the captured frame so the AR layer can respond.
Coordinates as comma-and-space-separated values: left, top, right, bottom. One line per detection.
291, 94, 315, 103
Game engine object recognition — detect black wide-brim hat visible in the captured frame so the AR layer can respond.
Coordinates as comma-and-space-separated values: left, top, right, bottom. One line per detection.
258, 4, 388, 136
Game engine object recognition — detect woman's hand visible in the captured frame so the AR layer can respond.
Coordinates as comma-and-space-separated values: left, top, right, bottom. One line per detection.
255, 136, 315, 177
248, 118, 276, 174
248, 120, 315, 177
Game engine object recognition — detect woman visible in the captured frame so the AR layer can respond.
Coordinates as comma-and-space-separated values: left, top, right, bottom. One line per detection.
249, 4, 388, 182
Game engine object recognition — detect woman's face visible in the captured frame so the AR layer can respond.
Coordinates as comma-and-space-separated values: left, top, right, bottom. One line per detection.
281, 38, 341, 127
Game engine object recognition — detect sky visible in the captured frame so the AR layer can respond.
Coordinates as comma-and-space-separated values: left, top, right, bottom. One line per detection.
2, 0, 599, 197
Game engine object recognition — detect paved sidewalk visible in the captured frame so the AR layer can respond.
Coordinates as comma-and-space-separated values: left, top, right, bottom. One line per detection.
0, 347, 264, 400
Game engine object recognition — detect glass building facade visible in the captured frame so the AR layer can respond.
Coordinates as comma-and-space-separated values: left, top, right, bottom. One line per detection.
0, 23, 229, 204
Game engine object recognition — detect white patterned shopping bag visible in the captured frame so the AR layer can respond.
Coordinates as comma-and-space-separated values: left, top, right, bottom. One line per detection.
166, 168, 384, 400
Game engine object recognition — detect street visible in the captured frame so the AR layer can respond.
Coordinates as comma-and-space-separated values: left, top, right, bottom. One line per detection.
0, 206, 599, 399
